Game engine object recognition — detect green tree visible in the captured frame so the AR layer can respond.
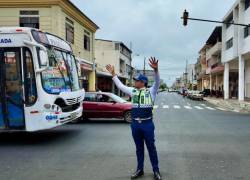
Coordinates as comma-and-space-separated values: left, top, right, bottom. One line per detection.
160, 83, 167, 90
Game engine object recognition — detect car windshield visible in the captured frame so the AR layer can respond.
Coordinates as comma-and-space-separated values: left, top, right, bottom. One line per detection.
109, 94, 127, 103
41, 48, 80, 94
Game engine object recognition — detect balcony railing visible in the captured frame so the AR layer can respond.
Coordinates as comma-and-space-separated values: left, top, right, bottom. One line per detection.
206, 42, 222, 60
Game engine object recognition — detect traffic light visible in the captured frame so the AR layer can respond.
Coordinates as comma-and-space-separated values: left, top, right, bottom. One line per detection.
183, 10, 189, 26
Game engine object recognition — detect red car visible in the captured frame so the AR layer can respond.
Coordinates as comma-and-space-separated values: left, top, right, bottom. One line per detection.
82, 92, 132, 122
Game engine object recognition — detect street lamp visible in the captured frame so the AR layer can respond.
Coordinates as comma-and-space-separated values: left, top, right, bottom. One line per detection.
181, 10, 250, 27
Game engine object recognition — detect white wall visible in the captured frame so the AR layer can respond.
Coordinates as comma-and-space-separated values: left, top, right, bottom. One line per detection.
95, 40, 119, 72
241, 5, 250, 55
222, 24, 235, 62
245, 60, 250, 98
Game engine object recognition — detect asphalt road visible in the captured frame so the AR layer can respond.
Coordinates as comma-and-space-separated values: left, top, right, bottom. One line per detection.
1, 92, 250, 180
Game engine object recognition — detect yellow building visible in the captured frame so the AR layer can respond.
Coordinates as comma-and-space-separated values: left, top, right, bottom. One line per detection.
0, 0, 99, 91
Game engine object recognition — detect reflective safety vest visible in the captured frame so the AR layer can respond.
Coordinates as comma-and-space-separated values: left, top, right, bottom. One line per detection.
131, 88, 154, 119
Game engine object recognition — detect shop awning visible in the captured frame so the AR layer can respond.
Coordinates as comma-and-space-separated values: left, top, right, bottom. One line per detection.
211, 65, 224, 74
80, 63, 93, 71
96, 71, 112, 77
76, 57, 93, 71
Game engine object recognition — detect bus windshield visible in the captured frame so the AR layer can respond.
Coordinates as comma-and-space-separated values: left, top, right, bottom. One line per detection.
41, 48, 80, 94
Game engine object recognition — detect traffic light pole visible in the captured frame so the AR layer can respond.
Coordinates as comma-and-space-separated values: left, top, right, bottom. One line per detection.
182, 17, 250, 27
181, 10, 250, 27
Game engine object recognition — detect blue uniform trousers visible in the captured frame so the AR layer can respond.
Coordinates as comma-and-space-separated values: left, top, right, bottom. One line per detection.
131, 119, 159, 172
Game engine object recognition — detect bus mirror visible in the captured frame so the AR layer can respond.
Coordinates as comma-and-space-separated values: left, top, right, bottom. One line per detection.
39, 50, 48, 66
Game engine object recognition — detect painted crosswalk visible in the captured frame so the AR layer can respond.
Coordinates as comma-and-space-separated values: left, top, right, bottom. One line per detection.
184, 106, 192, 109
163, 105, 169, 109
205, 107, 216, 110
173, 105, 181, 109
194, 106, 204, 110
152, 104, 228, 112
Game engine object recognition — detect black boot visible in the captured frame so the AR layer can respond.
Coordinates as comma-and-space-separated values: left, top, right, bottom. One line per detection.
154, 171, 162, 180
131, 169, 144, 179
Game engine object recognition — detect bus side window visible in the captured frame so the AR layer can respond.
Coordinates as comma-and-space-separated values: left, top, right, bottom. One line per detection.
24, 48, 37, 105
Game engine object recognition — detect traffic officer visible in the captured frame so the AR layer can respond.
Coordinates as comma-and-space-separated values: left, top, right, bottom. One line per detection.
106, 57, 162, 180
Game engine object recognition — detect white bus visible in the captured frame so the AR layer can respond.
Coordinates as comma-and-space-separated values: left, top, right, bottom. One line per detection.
0, 27, 85, 132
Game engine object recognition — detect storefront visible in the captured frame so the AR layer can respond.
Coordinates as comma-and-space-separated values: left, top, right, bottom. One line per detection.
96, 71, 127, 96
76, 58, 95, 92
96, 71, 113, 92
210, 65, 224, 97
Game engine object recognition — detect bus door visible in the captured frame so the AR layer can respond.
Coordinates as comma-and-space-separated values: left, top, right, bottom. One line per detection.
0, 48, 25, 129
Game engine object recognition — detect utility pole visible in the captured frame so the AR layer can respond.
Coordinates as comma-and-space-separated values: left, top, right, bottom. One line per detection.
191, 69, 194, 91
185, 59, 188, 88
143, 57, 146, 75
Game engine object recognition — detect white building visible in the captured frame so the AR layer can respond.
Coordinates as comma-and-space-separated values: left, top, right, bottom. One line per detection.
222, 0, 250, 100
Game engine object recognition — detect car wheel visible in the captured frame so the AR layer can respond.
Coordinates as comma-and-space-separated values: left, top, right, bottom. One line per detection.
124, 111, 132, 123
81, 115, 89, 122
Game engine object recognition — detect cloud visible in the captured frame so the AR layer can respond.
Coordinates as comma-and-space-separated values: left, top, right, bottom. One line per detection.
72, 0, 235, 85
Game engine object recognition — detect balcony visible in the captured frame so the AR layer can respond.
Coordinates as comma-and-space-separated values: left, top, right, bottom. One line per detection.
206, 42, 222, 60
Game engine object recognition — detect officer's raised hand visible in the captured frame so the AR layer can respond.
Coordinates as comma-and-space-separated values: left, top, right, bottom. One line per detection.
106, 64, 116, 77
149, 57, 159, 72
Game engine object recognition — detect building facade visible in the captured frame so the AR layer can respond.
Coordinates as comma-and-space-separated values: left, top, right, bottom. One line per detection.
196, 45, 209, 91
187, 64, 197, 90
95, 39, 133, 95
205, 26, 224, 97
222, 0, 250, 100
0, 0, 99, 91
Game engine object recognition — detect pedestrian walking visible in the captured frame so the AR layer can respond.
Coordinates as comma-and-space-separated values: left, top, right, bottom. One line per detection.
106, 57, 162, 180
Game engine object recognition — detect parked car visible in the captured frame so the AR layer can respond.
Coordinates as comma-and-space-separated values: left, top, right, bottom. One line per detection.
168, 89, 176, 93
187, 90, 204, 100
82, 92, 132, 122
202, 89, 211, 97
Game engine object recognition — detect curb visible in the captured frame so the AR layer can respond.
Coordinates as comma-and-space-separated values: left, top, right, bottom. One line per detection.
204, 98, 250, 114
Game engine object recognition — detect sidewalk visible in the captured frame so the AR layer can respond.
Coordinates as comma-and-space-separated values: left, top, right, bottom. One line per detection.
204, 97, 250, 113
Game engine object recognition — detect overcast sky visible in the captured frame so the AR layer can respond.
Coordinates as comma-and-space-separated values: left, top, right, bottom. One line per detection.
72, 0, 235, 86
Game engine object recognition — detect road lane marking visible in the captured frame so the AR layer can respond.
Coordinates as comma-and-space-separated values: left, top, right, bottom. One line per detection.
205, 106, 216, 110
194, 106, 204, 110
216, 107, 226, 111
154, 105, 159, 109
184, 106, 192, 109
173, 105, 181, 109
163, 105, 169, 109
200, 104, 206, 106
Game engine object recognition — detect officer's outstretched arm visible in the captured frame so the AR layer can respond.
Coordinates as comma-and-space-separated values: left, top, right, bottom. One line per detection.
148, 57, 161, 101
106, 64, 133, 97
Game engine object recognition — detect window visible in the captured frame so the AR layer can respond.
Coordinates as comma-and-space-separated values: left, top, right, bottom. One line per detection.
23, 48, 37, 105
41, 49, 80, 94
84, 34, 90, 51
225, 14, 233, 29
226, 38, 233, 50
244, 26, 250, 38
115, 43, 120, 50
97, 94, 114, 103
65, 18, 74, 44
84, 93, 97, 102
19, 10, 39, 29
245, 0, 250, 10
